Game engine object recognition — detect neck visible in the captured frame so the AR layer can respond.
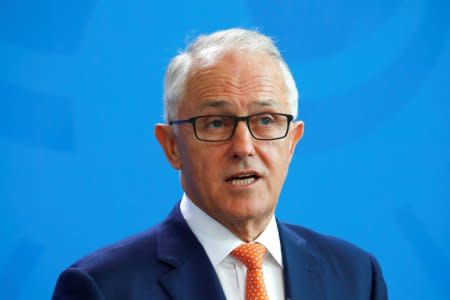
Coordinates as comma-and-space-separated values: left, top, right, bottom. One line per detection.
220, 215, 272, 242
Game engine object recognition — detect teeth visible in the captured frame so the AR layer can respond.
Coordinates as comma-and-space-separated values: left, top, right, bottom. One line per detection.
230, 177, 256, 186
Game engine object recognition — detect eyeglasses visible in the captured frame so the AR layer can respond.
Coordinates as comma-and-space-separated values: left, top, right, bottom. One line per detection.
169, 112, 294, 142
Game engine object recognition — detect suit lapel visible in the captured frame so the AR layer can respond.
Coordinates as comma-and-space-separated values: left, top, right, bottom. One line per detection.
278, 222, 325, 300
156, 204, 226, 300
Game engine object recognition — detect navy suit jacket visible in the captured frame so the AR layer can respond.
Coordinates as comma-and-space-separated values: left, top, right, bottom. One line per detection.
52, 204, 388, 299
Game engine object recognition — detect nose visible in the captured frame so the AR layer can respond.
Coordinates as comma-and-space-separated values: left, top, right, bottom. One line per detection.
229, 121, 255, 158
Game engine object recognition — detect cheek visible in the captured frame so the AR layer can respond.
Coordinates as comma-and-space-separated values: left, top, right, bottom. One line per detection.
260, 141, 290, 169
259, 142, 292, 191
183, 143, 224, 181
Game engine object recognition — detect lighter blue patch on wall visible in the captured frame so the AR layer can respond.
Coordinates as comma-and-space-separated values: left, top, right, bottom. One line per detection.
0, 82, 75, 151
0, 0, 96, 54
247, 0, 401, 61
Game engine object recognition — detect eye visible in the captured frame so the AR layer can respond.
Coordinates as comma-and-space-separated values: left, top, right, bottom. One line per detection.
256, 115, 275, 126
200, 116, 232, 130
207, 118, 224, 128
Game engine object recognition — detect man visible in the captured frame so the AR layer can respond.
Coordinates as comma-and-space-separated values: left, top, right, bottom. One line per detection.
52, 28, 388, 299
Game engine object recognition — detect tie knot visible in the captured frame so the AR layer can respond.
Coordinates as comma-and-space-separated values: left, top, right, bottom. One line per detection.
231, 243, 267, 270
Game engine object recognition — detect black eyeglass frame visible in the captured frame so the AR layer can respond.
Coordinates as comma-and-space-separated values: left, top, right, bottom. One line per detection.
168, 112, 294, 142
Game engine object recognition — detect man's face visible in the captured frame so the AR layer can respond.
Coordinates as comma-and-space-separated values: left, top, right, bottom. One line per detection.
158, 51, 303, 232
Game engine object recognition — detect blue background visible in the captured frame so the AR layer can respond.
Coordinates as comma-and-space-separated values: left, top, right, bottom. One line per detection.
1, 0, 449, 299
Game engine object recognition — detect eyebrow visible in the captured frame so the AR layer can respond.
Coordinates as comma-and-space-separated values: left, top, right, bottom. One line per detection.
249, 99, 280, 110
198, 100, 233, 113
198, 99, 280, 114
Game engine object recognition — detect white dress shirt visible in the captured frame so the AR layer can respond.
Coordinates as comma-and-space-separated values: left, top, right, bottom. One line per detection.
180, 194, 285, 300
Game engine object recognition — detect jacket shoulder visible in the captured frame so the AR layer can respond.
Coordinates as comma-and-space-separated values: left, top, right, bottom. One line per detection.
279, 222, 380, 276
54, 224, 170, 299
281, 222, 370, 257
74, 226, 159, 270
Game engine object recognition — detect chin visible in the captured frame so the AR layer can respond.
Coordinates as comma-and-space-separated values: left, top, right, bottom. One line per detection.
226, 202, 272, 220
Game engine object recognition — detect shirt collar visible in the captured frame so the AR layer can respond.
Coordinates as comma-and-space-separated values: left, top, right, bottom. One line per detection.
180, 193, 283, 267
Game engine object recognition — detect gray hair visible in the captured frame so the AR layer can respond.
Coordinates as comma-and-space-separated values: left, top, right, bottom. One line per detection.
163, 28, 298, 122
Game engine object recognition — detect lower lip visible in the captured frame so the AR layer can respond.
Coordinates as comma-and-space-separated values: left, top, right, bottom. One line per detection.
225, 177, 260, 189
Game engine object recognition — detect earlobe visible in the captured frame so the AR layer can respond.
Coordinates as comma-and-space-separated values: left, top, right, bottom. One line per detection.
154, 124, 182, 170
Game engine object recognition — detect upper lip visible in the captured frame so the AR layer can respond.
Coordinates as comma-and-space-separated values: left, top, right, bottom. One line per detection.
225, 170, 262, 181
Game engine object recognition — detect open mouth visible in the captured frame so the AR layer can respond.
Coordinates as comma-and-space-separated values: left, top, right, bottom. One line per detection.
225, 172, 261, 186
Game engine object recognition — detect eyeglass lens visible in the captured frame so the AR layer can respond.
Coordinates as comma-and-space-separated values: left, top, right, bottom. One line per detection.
195, 114, 289, 141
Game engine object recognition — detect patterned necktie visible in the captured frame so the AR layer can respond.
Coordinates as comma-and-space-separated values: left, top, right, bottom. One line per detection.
231, 243, 269, 300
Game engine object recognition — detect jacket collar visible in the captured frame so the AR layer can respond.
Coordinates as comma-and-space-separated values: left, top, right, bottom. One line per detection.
278, 221, 325, 300
156, 204, 226, 300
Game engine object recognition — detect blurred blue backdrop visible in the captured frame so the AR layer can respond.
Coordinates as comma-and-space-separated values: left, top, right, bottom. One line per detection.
1, 0, 449, 299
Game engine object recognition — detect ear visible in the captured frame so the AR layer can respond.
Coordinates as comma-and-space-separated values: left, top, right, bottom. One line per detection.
154, 123, 182, 170
288, 120, 304, 160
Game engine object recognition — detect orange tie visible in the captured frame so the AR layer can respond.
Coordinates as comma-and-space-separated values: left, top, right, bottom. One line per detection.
231, 243, 269, 300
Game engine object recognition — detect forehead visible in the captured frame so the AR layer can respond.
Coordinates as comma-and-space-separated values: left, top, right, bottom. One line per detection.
181, 51, 288, 115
